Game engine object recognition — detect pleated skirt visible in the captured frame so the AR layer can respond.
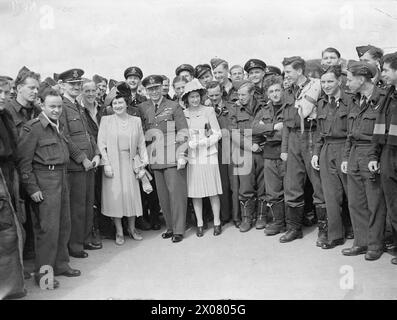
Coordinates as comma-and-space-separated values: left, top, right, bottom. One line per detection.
187, 154, 223, 198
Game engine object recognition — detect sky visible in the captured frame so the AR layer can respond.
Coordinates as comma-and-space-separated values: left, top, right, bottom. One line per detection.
0, 0, 396, 82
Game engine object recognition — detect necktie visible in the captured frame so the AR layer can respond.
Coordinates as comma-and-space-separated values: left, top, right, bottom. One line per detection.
215, 104, 221, 116
330, 96, 337, 108
154, 104, 158, 113
360, 96, 367, 108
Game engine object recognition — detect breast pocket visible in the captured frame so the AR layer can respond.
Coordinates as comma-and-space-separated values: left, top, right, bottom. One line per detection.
335, 109, 348, 134
236, 114, 251, 130
347, 113, 357, 134
38, 138, 60, 162
316, 113, 329, 135
361, 112, 377, 136
68, 117, 85, 135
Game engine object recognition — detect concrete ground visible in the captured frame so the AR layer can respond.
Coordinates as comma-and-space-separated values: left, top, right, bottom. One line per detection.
22, 223, 397, 300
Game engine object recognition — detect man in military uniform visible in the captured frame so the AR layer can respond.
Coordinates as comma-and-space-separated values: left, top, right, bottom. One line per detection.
341, 61, 386, 260
229, 80, 267, 232
252, 75, 286, 235
17, 89, 81, 289
175, 64, 195, 82
161, 75, 172, 100
244, 59, 267, 100
0, 76, 26, 298
230, 65, 244, 82
93, 74, 108, 108
138, 75, 188, 243
59, 69, 101, 258
5, 69, 41, 263
206, 80, 234, 225
211, 58, 235, 102
370, 52, 397, 264
356, 45, 385, 88
280, 56, 326, 243
310, 65, 350, 248
195, 64, 214, 88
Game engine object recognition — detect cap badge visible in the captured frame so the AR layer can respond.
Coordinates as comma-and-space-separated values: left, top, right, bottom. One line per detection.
250, 61, 255, 68
73, 70, 79, 78
149, 77, 155, 84
131, 67, 136, 73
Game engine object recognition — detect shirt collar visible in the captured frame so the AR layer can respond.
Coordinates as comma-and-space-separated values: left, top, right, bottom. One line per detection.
40, 111, 60, 133
152, 96, 163, 107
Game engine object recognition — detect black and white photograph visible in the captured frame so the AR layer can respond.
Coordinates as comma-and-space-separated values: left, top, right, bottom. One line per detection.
1, 0, 397, 305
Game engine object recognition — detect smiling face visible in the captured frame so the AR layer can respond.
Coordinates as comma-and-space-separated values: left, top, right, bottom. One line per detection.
17, 77, 39, 103
126, 75, 140, 91
111, 97, 128, 115
43, 95, 63, 121
283, 64, 301, 85
187, 91, 201, 108
82, 82, 97, 105
267, 83, 282, 104
146, 85, 163, 103
320, 72, 341, 97
238, 85, 254, 106
382, 62, 397, 86
248, 68, 265, 85
213, 64, 228, 84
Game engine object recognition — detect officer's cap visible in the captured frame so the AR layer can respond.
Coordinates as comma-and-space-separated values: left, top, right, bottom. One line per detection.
244, 59, 267, 73
265, 65, 282, 76
194, 64, 212, 79
141, 75, 164, 88
124, 67, 143, 80
347, 61, 377, 78
58, 69, 84, 83
175, 64, 194, 76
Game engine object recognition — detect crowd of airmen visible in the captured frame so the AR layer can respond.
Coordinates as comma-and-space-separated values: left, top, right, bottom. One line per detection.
1, 44, 397, 299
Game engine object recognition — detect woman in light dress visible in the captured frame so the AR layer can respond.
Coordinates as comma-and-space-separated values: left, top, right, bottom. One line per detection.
182, 79, 223, 237
97, 86, 149, 245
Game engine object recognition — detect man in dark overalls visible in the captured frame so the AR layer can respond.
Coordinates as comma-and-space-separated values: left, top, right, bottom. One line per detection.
17, 89, 81, 289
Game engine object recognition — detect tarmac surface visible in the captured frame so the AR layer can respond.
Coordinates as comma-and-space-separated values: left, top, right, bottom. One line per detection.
22, 223, 397, 300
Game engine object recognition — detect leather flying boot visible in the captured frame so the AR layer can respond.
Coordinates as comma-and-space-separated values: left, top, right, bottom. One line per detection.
264, 201, 286, 236
255, 199, 268, 230
239, 199, 255, 232
279, 206, 304, 242
315, 205, 328, 247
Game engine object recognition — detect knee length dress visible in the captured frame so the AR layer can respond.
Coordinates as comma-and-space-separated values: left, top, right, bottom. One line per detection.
184, 105, 223, 198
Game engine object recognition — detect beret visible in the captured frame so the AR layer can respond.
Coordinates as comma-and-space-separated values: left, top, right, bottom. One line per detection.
124, 66, 143, 80
93, 74, 108, 84
141, 75, 163, 88
265, 65, 282, 76
347, 61, 377, 78
210, 58, 227, 70
244, 59, 267, 72
58, 69, 84, 82
194, 64, 212, 79
175, 64, 194, 76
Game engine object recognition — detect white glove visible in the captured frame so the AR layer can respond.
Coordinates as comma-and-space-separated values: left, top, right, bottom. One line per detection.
188, 140, 199, 149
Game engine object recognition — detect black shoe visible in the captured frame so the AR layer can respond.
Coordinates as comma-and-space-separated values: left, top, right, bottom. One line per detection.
151, 223, 161, 230
213, 225, 222, 236
172, 234, 183, 243
162, 230, 173, 239
279, 229, 303, 243
342, 246, 367, 256
69, 250, 88, 258
221, 219, 230, 227
321, 238, 345, 249
55, 268, 81, 277
135, 217, 151, 231
365, 250, 383, 261
84, 242, 102, 250
196, 226, 204, 237
233, 220, 241, 228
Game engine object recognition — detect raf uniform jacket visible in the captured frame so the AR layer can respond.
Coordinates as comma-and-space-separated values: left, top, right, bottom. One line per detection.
343, 86, 386, 161
5, 99, 41, 135
313, 91, 350, 157
252, 99, 285, 159
228, 97, 267, 152
138, 97, 188, 170
16, 112, 70, 196
59, 96, 100, 171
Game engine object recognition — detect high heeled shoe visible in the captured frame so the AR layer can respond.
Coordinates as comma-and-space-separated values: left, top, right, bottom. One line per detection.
213, 225, 222, 236
196, 226, 204, 237
127, 228, 143, 241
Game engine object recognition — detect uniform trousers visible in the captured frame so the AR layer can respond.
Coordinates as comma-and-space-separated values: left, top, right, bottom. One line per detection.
68, 170, 94, 252
347, 144, 386, 250
31, 168, 71, 273
154, 167, 187, 235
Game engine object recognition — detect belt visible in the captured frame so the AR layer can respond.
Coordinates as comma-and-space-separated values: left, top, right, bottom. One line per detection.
324, 137, 346, 144
33, 164, 67, 171
351, 140, 372, 146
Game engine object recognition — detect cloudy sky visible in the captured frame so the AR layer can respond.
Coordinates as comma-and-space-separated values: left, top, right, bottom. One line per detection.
0, 0, 396, 82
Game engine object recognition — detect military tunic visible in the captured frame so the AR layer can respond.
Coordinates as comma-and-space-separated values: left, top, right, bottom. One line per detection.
138, 97, 188, 235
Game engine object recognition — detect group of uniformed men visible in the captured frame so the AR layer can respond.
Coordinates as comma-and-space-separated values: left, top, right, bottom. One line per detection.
1, 43, 397, 299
